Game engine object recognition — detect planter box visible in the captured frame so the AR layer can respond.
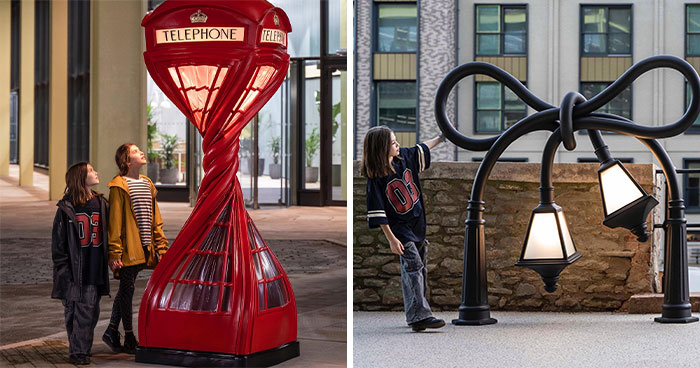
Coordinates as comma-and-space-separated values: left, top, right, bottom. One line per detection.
147, 162, 160, 183
269, 163, 282, 179
305, 166, 318, 183
159, 168, 178, 184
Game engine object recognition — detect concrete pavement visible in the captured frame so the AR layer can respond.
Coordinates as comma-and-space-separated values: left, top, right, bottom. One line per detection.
353, 311, 700, 368
0, 167, 347, 367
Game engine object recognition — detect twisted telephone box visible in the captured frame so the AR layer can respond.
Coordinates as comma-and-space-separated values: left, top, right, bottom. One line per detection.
136, 1, 298, 366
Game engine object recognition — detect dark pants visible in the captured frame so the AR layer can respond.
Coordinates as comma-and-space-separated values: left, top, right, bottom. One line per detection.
63, 285, 100, 357
399, 239, 433, 324
109, 264, 142, 332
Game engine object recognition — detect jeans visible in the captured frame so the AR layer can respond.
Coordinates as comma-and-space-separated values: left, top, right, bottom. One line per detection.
63, 284, 101, 357
400, 239, 433, 324
109, 264, 142, 332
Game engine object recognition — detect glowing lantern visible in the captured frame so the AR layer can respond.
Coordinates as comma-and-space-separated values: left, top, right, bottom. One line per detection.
515, 203, 582, 293
137, 1, 297, 366
598, 160, 658, 242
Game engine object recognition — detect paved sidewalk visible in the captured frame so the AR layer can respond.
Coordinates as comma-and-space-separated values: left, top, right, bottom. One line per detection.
0, 167, 347, 367
354, 311, 700, 368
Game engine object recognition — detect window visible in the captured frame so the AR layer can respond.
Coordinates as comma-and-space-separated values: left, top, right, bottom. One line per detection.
475, 5, 527, 56
475, 82, 527, 133
67, 0, 91, 165
578, 157, 633, 163
376, 3, 417, 52
472, 157, 528, 162
685, 160, 700, 213
687, 5, 700, 55
580, 83, 632, 120
376, 81, 416, 132
34, 0, 50, 168
581, 6, 631, 55
684, 83, 700, 131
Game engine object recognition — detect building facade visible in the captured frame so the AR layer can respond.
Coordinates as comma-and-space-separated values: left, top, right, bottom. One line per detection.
1, 0, 347, 207
354, 0, 700, 226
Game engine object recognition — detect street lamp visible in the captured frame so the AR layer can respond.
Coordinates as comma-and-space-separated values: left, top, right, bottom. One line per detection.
516, 203, 581, 292
598, 159, 659, 242
434, 55, 700, 325
137, 1, 299, 366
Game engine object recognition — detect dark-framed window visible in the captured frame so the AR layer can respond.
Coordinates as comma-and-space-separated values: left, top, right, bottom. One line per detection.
475, 81, 527, 133
578, 157, 633, 163
580, 82, 632, 120
684, 82, 700, 133
475, 4, 527, 56
10, 0, 20, 164
684, 159, 700, 213
472, 157, 528, 162
67, 0, 91, 165
580, 5, 631, 56
375, 81, 416, 132
375, 3, 417, 52
687, 5, 700, 56
34, 0, 50, 168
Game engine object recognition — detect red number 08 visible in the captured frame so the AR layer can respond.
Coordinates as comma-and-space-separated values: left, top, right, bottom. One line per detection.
76, 213, 102, 247
386, 169, 420, 214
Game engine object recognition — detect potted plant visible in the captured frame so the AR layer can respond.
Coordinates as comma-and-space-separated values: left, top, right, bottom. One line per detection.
159, 133, 179, 184
146, 103, 160, 182
305, 128, 320, 183
268, 136, 282, 179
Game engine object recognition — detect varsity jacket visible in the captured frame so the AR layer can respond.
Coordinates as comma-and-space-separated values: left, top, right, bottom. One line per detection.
51, 194, 110, 299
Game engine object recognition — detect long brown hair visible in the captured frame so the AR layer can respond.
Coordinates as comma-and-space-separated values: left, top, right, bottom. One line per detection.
361, 126, 399, 178
115, 143, 135, 176
64, 162, 96, 207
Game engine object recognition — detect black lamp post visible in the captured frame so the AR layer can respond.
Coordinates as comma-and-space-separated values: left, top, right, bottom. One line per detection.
434, 55, 699, 325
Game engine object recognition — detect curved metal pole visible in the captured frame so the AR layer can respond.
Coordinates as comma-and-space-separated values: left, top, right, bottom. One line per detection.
439, 55, 699, 325
540, 130, 562, 205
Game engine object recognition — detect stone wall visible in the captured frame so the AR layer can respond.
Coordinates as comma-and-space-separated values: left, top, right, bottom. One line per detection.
353, 161, 661, 312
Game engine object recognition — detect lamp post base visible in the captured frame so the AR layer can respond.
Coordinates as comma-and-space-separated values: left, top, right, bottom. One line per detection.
654, 316, 699, 324
135, 342, 300, 367
654, 303, 699, 324
451, 305, 498, 326
452, 317, 498, 326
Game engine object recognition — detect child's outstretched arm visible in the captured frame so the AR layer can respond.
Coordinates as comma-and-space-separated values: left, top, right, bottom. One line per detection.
422, 135, 444, 150
380, 224, 404, 255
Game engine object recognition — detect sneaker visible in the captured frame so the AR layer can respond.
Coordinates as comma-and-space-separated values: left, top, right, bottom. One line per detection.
123, 332, 139, 354
102, 326, 122, 353
69, 354, 91, 365
409, 317, 446, 332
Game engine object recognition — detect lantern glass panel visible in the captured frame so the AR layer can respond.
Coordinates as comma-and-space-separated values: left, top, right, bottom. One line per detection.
557, 211, 576, 257
600, 162, 643, 214
523, 212, 564, 259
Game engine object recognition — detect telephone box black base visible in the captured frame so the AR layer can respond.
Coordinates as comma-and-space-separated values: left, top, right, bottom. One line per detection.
135, 341, 300, 367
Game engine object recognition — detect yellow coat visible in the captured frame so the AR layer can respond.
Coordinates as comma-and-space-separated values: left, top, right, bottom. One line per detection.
107, 175, 168, 267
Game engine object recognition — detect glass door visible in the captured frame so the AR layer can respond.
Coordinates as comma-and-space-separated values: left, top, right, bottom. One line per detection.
321, 60, 347, 205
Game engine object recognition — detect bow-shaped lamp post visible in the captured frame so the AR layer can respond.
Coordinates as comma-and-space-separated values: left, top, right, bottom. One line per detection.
434, 55, 699, 325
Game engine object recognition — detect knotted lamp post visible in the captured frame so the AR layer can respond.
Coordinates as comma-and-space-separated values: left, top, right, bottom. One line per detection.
434, 55, 699, 325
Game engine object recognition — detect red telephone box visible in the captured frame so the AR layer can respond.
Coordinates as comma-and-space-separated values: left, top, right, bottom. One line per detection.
136, 1, 297, 366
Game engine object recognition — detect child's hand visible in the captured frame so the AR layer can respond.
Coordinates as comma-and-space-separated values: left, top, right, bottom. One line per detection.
389, 237, 404, 255
109, 259, 123, 272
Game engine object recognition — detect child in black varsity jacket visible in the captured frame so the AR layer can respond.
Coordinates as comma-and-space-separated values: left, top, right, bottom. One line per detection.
361, 125, 446, 332
51, 162, 110, 365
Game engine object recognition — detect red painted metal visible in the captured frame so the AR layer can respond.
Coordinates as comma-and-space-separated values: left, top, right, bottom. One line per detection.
139, 0, 295, 356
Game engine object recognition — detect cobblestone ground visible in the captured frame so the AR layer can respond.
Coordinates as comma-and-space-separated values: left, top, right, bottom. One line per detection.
1, 339, 73, 367
0, 238, 346, 367
0, 238, 343, 284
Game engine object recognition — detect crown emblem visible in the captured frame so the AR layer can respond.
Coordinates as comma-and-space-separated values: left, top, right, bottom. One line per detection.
190, 9, 207, 24
273, 14, 279, 26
